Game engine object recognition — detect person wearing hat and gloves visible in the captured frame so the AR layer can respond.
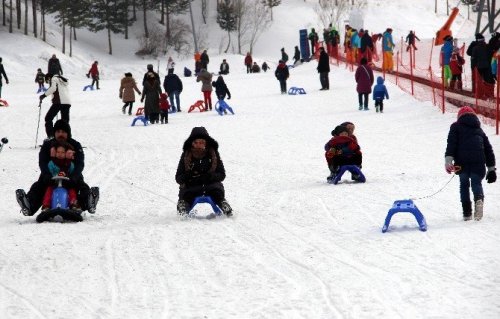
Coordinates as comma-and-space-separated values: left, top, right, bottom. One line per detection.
324, 125, 363, 182
39, 72, 71, 139
445, 106, 496, 221
175, 127, 233, 217
16, 119, 100, 217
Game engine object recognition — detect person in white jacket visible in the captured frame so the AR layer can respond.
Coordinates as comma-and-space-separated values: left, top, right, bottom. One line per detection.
39, 73, 72, 138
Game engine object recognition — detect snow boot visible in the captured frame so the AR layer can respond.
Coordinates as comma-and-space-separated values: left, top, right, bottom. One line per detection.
449, 80, 456, 90
122, 105, 126, 114
219, 199, 233, 217
177, 200, 189, 216
16, 189, 33, 216
474, 199, 484, 221
462, 201, 472, 221
87, 187, 99, 214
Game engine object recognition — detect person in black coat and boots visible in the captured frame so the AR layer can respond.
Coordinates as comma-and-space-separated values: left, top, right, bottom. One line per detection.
212, 75, 231, 101
163, 69, 183, 112
175, 127, 233, 217
317, 47, 330, 90
445, 106, 496, 221
274, 60, 289, 94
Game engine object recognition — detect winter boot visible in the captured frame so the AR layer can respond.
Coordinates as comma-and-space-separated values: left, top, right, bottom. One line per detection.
474, 199, 484, 221
219, 199, 233, 217
122, 105, 126, 114
327, 165, 339, 182
462, 201, 472, 221
358, 105, 363, 110
177, 200, 189, 216
449, 80, 456, 90
456, 80, 463, 91
16, 189, 33, 216
87, 187, 99, 214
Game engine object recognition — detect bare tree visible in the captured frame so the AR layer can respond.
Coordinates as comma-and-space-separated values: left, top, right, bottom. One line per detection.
32, 0, 37, 37
16, 0, 20, 29
201, 0, 207, 23
3, 0, 6, 26
24, 0, 27, 35
9, 0, 12, 32
315, 0, 366, 30
247, 1, 271, 54
143, 0, 149, 38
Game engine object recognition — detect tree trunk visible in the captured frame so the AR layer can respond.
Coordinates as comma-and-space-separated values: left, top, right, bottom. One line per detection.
16, 0, 20, 29
32, 0, 37, 37
160, 0, 164, 24
224, 30, 231, 53
125, 0, 129, 39
166, 3, 170, 39
24, 0, 27, 35
108, 26, 112, 55
132, 0, 136, 21
69, 26, 73, 57
8, 0, 12, 33
143, 0, 148, 38
3, 0, 6, 26
62, 17, 65, 54
41, 0, 45, 41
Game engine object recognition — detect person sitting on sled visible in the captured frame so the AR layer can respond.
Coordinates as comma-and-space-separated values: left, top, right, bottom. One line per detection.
41, 140, 80, 212
175, 127, 233, 217
324, 125, 363, 182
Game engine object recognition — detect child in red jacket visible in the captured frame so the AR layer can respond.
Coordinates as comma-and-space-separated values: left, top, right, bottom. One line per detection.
449, 49, 465, 90
159, 92, 170, 124
324, 125, 362, 181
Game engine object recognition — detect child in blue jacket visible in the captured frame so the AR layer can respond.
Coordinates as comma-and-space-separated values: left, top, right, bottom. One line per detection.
372, 76, 389, 113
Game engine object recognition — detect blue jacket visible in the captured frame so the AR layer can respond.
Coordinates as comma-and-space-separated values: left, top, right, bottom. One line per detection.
441, 40, 453, 65
382, 31, 395, 52
445, 114, 495, 175
372, 76, 389, 100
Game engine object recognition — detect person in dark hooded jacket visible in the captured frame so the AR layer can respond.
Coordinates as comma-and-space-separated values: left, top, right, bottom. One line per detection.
175, 127, 233, 217
274, 60, 289, 94
163, 69, 183, 112
212, 75, 231, 101
317, 47, 330, 90
445, 106, 496, 221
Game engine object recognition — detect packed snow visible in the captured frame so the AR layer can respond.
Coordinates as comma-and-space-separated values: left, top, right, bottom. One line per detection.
0, 0, 499, 318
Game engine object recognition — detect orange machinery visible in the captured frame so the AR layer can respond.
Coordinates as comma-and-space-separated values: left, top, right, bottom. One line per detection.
435, 7, 459, 45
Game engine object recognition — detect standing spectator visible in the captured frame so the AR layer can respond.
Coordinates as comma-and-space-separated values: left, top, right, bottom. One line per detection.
262, 62, 269, 72
372, 76, 389, 113
471, 33, 495, 92
293, 46, 301, 65
281, 48, 289, 63
200, 50, 210, 70
47, 54, 63, 75
251, 62, 261, 73
167, 56, 175, 73
0, 57, 9, 98
86, 61, 100, 90
355, 58, 374, 110
405, 31, 420, 51
360, 30, 374, 62
212, 75, 231, 101
382, 28, 395, 72
163, 69, 183, 112
141, 72, 162, 124
119, 72, 141, 115
492, 49, 499, 80
142, 64, 161, 91
488, 32, 500, 54
39, 73, 71, 138
317, 47, 330, 90
196, 68, 213, 111
441, 35, 454, 88
274, 60, 289, 94
445, 106, 496, 221
219, 59, 230, 75
194, 51, 202, 75
449, 49, 465, 91
244, 52, 253, 73
35, 68, 45, 91
308, 28, 319, 56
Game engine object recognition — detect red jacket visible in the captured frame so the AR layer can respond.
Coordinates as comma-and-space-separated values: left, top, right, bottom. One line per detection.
159, 93, 170, 111
244, 55, 252, 66
88, 63, 99, 77
449, 53, 465, 75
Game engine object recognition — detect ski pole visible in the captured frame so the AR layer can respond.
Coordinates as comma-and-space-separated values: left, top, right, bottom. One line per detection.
35, 100, 42, 148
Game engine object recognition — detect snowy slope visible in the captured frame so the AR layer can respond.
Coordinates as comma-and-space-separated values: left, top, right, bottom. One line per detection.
0, 1, 499, 318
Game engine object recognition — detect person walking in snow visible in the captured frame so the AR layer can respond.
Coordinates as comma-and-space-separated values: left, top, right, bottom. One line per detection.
372, 76, 389, 113
445, 106, 496, 221
274, 60, 289, 94
87, 61, 100, 90
47, 54, 63, 76
0, 57, 9, 98
355, 58, 374, 110
119, 72, 141, 115
196, 68, 213, 111
293, 46, 301, 65
142, 64, 161, 91
308, 28, 319, 56
39, 73, 71, 138
449, 48, 465, 91
245, 52, 253, 73
317, 47, 330, 90
35, 68, 45, 91
175, 127, 233, 217
141, 72, 162, 124
441, 35, 454, 88
163, 69, 183, 112
382, 28, 395, 72
280, 48, 289, 63
405, 31, 420, 51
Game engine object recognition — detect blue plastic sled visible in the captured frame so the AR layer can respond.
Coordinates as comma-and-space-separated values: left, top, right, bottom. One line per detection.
36, 176, 83, 223
214, 100, 235, 116
37, 87, 47, 94
188, 195, 222, 217
288, 87, 307, 95
83, 85, 94, 91
329, 165, 366, 184
131, 116, 148, 126
381, 199, 427, 233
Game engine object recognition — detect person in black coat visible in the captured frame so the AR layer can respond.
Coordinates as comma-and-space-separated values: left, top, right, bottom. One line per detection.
200, 50, 210, 70
212, 75, 231, 101
0, 57, 9, 98
274, 60, 289, 94
471, 34, 495, 85
293, 46, 301, 64
219, 59, 230, 75
163, 69, 183, 112
16, 120, 99, 217
317, 47, 330, 90
445, 106, 496, 221
142, 64, 162, 91
47, 54, 63, 75
175, 127, 233, 217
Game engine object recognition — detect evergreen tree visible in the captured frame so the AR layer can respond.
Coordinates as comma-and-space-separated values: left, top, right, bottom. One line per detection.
217, 0, 237, 53
261, 0, 281, 21
89, 0, 130, 55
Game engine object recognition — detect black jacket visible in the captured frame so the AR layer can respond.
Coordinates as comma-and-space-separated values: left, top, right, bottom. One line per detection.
47, 57, 63, 75
275, 63, 289, 81
163, 73, 183, 94
317, 50, 330, 73
212, 76, 231, 99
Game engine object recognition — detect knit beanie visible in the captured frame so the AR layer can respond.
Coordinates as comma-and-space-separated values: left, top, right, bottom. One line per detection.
457, 106, 476, 119
53, 119, 71, 137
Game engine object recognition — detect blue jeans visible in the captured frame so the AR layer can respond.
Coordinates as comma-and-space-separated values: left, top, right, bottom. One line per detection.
458, 168, 484, 203
169, 91, 180, 111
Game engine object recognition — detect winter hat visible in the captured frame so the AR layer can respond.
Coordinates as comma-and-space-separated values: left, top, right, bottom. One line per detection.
183, 126, 218, 151
53, 119, 71, 137
475, 33, 485, 41
457, 106, 476, 119
332, 125, 348, 136
124, 72, 132, 77
147, 64, 154, 71
44, 73, 53, 81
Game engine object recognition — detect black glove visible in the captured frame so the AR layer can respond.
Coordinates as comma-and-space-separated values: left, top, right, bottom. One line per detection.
486, 170, 497, 183
39, 94, 46, 101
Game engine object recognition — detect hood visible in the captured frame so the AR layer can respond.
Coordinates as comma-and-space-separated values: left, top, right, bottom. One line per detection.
457, 113, 481, 129
376, 76, 385, 85
182, 127, 219, 151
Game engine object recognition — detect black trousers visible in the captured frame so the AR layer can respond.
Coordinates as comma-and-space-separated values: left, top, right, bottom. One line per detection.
279, 79, 287, 93
375, 99, 384, 111
320, 72, 329, 89
358, 93, 369, 108
123, 102, 134, 114
91, 76, 99, 89
45, 104, 71, 138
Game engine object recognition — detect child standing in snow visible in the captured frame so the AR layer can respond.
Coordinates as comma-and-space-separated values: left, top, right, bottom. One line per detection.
445, 106, 496, 221
35, 68, 45, 90
41, 141, 80, 212
372, 76, 389, 113
159, 93, 170, 124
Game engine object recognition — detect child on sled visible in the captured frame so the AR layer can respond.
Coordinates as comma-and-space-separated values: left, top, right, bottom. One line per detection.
324, 125, 363, 182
